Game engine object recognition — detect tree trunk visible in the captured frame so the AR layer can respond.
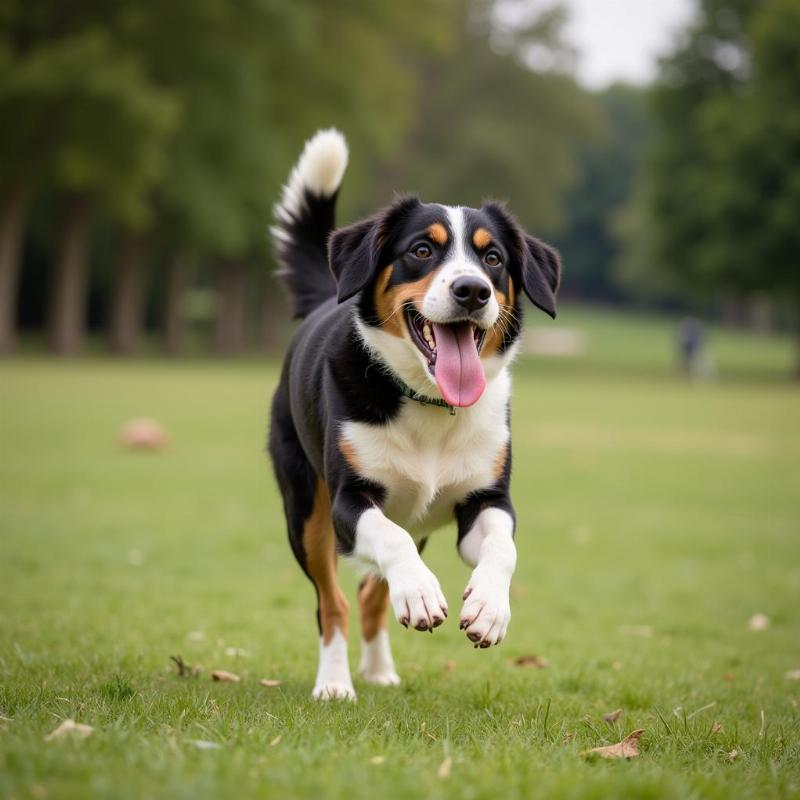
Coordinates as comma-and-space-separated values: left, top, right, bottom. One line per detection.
213, 261, 248, 355
258, 280, 288, 353
109, 231, 147, 355
795, 308, 800, 380
163, 250, 191, 356
47, 194, 92, 356
0, 181, 33, 355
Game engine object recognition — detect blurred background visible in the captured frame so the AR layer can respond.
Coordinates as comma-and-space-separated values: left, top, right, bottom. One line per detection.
1, 6, 799, 795
1, 0, 798, 374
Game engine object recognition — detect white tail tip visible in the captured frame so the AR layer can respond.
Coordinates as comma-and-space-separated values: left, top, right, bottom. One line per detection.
275, 128, 349, 224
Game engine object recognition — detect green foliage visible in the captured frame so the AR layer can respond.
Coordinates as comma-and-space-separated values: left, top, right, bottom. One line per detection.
395, 3, 598, 234
645, 0, 800, 307
0, 4, 177, 224
554, 85, 651, 300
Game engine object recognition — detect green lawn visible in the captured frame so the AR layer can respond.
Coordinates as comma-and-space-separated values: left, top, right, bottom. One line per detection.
1, 308, 799, 800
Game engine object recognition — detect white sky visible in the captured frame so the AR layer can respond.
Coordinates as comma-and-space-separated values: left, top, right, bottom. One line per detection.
560, 0, 697, 88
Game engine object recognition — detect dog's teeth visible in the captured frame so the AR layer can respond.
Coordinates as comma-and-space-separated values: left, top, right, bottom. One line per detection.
423, 324, 431, 337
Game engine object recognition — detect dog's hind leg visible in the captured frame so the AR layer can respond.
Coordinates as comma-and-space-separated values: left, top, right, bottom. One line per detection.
302, 480, 355, 700
269, 393, 354, 701
357, 576, 400, 686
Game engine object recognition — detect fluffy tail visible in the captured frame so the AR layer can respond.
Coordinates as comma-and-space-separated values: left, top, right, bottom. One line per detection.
271, 129, 348, 319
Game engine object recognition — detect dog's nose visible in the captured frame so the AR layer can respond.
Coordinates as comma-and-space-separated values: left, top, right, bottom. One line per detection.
450, 276, 492, 312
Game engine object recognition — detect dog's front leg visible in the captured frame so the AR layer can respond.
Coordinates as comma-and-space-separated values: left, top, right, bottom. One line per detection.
335, 500, 448, 631
456, 504, 517, 647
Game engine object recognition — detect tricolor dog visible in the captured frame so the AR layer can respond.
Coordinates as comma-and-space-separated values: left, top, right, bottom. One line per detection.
268, 129, 560, 700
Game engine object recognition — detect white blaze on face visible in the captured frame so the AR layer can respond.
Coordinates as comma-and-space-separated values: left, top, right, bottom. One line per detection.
420, 206, 499, 327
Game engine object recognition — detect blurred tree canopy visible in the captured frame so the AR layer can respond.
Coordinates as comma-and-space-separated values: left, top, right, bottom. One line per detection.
1, 0, 603, 356
637, 0, 800, 363
553, 85, 650, 301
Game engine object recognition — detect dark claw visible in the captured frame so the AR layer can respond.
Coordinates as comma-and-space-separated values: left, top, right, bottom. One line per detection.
432, 616, 443, 628
463, 588, 473, 601
459, 620, 467, 630
480, 641, 491, 649
400, 617, 409, 628
442, 608, 448, 618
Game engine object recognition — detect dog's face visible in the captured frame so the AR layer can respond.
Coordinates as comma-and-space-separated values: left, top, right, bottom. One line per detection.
329, 197, 560, 407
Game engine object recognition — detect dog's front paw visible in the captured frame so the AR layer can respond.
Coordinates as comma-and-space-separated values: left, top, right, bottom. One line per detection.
386, 560, 448, 632
312, 680, 357, 701
459, 569, 511, 647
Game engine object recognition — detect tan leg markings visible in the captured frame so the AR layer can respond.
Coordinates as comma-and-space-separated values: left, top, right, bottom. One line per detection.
358, 575, 390, 643
493, 441, 510, 482
338, 435, 362, 474
303, 480, 349, 644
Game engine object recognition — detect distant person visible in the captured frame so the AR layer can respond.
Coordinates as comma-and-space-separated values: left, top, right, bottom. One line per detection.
677, 317, 715, 381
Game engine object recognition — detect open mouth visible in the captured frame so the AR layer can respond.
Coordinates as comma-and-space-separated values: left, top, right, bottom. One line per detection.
404, 304, 487, 407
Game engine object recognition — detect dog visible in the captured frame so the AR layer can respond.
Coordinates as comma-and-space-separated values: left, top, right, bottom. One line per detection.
268, 129, 560, 700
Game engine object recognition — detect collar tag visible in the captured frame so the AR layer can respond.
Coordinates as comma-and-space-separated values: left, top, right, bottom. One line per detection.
388, 373, 456, 416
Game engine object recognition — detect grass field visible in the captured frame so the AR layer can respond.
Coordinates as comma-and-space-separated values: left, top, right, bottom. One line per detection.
1, 307, 799, 799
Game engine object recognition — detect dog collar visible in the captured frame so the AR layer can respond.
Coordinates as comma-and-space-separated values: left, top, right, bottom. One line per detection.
390, 374, 456, 415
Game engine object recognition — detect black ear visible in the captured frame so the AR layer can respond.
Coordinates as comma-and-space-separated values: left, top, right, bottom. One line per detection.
522, 234, 561, 319
481, 201, 561, 319
328, 216, 381, 303
328, 195, 421, 303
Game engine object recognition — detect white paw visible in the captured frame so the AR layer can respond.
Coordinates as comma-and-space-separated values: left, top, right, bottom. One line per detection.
386, 560, 448, 632
360, 668, 401, 686
312, 681, 357, 701
459, 569, 511, 648
358, 631, 401, 685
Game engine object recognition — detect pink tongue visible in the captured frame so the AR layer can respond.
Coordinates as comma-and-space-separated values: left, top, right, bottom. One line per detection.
432, 322, 486, 407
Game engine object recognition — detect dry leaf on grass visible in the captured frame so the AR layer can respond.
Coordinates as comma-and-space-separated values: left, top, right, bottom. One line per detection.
722, 672, 735, 682
711, 723, 723, 734
118, 418, 170, 450
211, 670, 240, 683
603, 708, 623, 723
513, 655, 549, 669
437, 756, 452, 779
370, 756, 385, 765
748, 613, 769, 632
785, 669, 800, 681
581, 729, 644, 760
259, 679, 282, 688
727, 749, 740, 763
270, 735, 282, 747
44, 719, 93, 742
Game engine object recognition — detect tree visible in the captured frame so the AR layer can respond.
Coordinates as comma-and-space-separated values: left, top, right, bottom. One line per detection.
644, 0, 800, 368
0, 6, 176, 354
386, 2, 598, 240
553, 85, 651, 301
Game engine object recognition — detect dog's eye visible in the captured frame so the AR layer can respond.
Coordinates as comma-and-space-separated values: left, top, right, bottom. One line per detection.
410, 242, 432, 259
484, 250, 502, 268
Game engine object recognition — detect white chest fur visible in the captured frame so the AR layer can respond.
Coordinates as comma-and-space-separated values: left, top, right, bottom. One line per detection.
340, 369, 511, 537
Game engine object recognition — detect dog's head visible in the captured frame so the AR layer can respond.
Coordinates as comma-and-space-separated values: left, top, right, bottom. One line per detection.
329, 197, 560, 407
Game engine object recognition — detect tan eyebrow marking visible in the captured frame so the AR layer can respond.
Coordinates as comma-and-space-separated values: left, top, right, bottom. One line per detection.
472, 227, 492, 249
427, 223, 448, 246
